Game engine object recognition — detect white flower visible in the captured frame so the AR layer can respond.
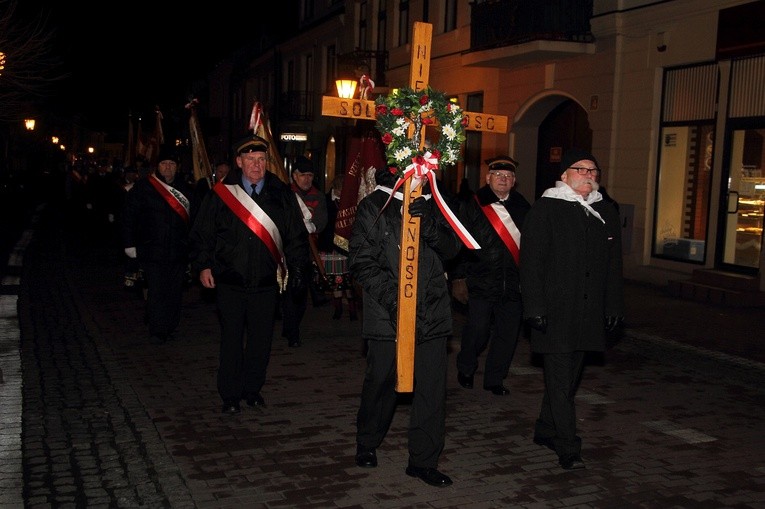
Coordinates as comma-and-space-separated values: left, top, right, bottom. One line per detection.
394, 147, 413, 162
392, 125, 406, 137
442, 125, 456, 140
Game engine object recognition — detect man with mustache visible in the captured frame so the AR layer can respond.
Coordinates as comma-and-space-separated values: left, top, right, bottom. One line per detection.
519, 148, 625, 470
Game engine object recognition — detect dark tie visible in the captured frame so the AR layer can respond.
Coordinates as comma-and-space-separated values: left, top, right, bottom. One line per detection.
251, 187, 259, 199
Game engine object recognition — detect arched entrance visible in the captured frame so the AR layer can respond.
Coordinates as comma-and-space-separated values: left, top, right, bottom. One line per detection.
510, 94, 592, 200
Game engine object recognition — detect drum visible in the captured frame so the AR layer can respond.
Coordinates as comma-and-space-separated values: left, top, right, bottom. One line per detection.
320, 252, 349, 275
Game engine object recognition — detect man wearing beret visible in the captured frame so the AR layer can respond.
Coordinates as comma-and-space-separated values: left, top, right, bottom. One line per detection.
122, 147, 194, 344
519, 148, 624, 470
189, 135, 310, 415
450, 156, 530, 397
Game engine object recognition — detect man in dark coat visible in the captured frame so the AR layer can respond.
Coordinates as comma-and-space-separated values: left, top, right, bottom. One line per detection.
122, 147, 193, 344
450, 156, 530, 396
189, 135, 310, 415
519, 148, 625, 471
350, 168, 462, 487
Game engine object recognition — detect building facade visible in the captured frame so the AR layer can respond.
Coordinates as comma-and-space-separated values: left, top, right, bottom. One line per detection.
211, 0, 765, 299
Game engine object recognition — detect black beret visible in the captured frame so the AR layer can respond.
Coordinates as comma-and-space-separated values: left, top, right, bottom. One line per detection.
560, 148, 599, 174
233, 134, 269, 155
157, 147, 180, 164
485, 156, 519, 172
292, 156, 314, 174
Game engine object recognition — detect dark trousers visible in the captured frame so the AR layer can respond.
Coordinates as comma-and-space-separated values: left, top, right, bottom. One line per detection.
281, 283, 308, 343
535, 351, 586, 457
356, 337, 447, 469
456, 296, 522, 387
143, 260, 185, 337
216, 283, 278, 402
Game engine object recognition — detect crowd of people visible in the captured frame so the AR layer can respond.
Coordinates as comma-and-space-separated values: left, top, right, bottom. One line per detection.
70, 142, 624, 486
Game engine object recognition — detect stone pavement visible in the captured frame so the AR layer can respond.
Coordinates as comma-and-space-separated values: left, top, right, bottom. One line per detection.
1, 202, 764, 508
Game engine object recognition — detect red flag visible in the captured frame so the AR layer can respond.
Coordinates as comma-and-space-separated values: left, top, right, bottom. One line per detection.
333, 127, 386, 252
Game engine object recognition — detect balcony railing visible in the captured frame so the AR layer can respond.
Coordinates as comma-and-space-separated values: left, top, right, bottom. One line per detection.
470, 0, 594, 51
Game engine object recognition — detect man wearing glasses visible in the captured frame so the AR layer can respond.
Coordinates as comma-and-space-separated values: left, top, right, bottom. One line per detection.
519, 148, 624, 470
450, 156, 530, 397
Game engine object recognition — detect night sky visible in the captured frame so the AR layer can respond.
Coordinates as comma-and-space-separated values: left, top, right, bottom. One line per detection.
15, 0, 298, 140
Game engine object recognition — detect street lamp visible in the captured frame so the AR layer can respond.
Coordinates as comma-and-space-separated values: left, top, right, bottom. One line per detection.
335, 79, 357, 99
24, 119, 36, 131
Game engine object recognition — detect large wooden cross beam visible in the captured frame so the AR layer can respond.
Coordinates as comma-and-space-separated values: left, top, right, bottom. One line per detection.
322, 22, 507, 392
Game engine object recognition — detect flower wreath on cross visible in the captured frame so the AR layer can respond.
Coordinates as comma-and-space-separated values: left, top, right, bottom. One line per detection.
372, 86, 481, 251
374, 86, 468, 178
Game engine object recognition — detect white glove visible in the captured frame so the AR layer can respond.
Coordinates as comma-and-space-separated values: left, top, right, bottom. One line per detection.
124, 247, 137, 259
85, 203, 93, 210
107, 213, 114, 223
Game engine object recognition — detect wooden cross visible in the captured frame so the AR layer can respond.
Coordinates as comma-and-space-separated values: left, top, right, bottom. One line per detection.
322, 22, 507, 392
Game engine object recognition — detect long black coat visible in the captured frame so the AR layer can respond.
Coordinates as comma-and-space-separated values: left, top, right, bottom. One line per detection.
349, 188, 462, 343
121, 174, 193, 264
452, 184, 530, 301
189, 170, 309, 288
519, 196, 624, 353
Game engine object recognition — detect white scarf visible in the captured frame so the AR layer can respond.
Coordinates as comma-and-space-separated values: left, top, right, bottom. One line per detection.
541, 181, 605, 224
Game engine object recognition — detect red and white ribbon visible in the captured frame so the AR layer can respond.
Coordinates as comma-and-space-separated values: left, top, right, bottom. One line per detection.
383, 151, 480, 250
249, 102, 262, 133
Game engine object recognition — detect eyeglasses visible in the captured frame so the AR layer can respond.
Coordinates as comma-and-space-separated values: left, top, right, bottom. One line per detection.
569, 166, 600, 176
489, 172, 515, 180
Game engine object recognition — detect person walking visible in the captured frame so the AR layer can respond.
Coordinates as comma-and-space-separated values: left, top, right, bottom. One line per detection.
121, 147, 194, 344
451, 156, 530, 396
318, 175, 358, 321
519, 148, 625, 470
282, 156, 328, 347
189, 134, 310, 415
350, 168, 462, 487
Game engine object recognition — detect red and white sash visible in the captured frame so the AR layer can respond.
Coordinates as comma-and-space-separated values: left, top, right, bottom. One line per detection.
149, 175, 190, 223
213, 182, 286, 276
478, 196, 521, 265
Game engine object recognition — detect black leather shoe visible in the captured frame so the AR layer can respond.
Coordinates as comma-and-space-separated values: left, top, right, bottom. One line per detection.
405, 465, 453, 487
221, 400, 240, 415
533, 435, 556, 452
457, 371, 473, 389
484, 385, 510, 396
355, 445, 377, 468
244, 393, 265, 407
559, 454, 585, 470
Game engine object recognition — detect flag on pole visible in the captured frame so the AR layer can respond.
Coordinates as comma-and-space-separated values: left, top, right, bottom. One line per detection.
124, 112, 135, 168
148, 106, 164, 166
333, 126, 386, 252
249, 101, 289, 184
186, 98, 213, 185
135, 115, 148, 162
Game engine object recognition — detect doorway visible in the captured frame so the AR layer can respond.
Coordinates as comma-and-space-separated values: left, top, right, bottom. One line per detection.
717, 122, 765, 274
535, 99, 592, 198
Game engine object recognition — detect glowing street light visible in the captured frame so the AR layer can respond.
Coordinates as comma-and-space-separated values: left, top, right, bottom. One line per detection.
24, 119, 36, 131
335, 79, 357, 99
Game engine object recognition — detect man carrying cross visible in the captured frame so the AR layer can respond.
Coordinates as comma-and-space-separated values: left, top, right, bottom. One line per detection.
350, 165, 462, 487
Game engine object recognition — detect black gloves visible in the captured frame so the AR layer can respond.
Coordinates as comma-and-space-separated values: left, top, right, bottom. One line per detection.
287, 265, 307, 295
605, 315, 624, 332
408, 197, 438, 244
526, 316, 547, 333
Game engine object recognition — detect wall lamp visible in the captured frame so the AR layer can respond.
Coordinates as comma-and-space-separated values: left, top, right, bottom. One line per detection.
335, 79, 357, 99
